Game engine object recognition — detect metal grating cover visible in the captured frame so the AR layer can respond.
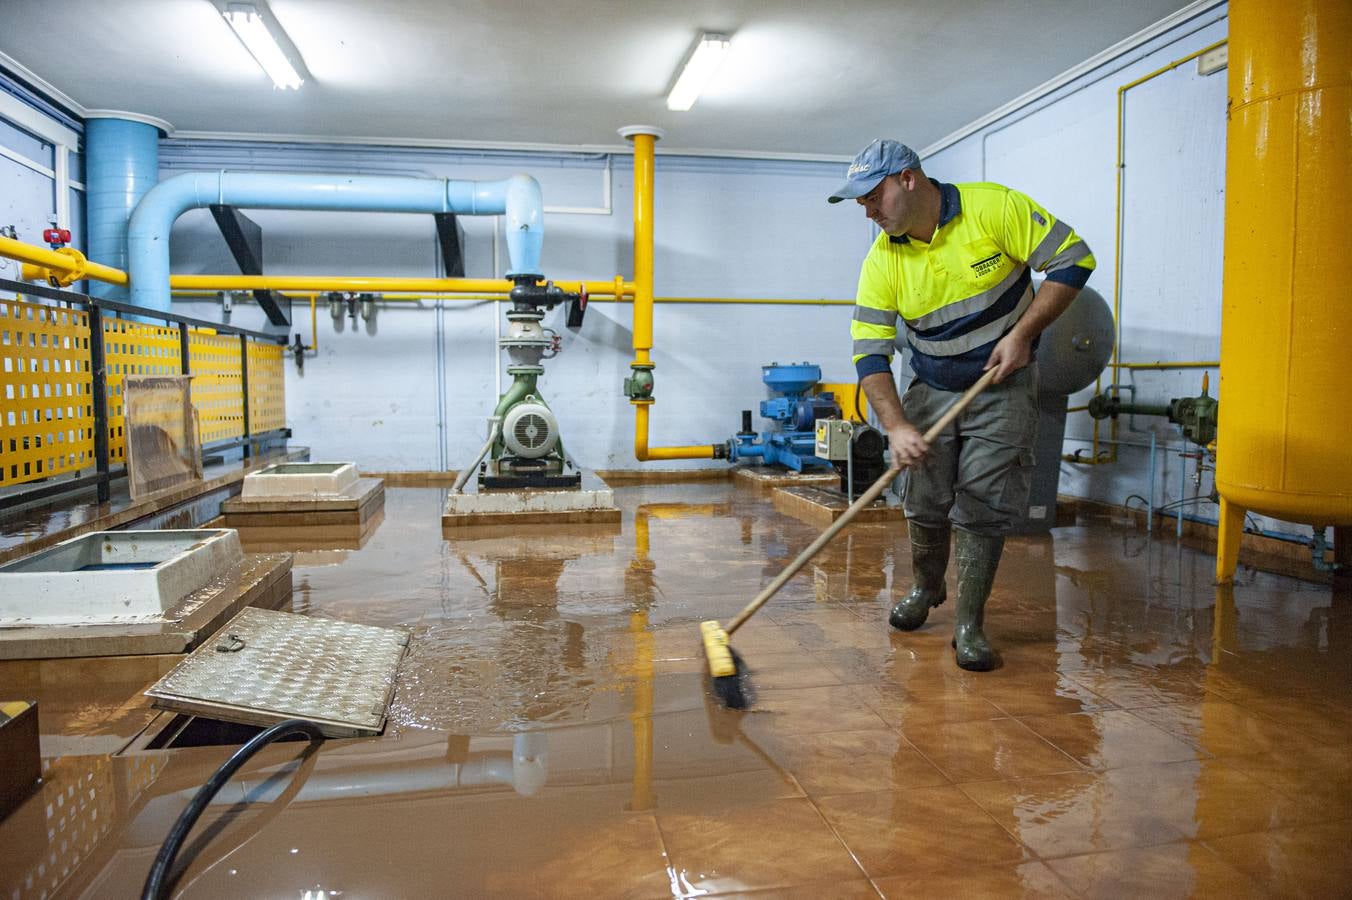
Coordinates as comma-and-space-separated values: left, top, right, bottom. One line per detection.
145, 608, 409, 737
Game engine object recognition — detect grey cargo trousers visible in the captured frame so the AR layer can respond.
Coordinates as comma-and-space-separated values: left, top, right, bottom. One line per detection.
899, 363, 1039, 537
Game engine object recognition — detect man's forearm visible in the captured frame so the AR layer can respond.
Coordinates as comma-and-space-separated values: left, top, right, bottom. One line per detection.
1010, 280, 1080, 342
861, 370, 910, 430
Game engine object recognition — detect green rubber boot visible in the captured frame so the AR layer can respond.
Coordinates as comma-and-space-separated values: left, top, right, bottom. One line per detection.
889, 522, 950, 631
953, 530, 1003, 671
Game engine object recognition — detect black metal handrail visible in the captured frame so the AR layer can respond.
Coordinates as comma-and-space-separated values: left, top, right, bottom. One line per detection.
0, 278, 288, 512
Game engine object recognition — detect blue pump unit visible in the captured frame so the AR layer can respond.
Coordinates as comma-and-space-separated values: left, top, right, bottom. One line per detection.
727, 363, 841, 471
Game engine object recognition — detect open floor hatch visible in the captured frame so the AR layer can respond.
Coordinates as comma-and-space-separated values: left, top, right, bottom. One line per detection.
145, 607, 409, 738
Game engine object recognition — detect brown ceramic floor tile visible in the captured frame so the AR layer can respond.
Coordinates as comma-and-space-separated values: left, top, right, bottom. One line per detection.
1070, 666, 1212, 709
658, 797, 864, 894
971, 669, 1117, 717
810, 647, 897, 685
1102, 759, 1309, 840
961, 771, 1188, 858
901, 717, 1082, 783
1019, 709, 1204, 771
477, 811, 673, 899
706, 879, 881, 898
1205, 822, 1352, 897
738, 686, 891, 737
1046, 842, 1267, 899
780, 621, 902, 655
735, 650, 844, 691
761, 603, 867, 627
1217, 746, 1352, 822
874, 861, 1075, 899
1232, 694, 1352, 747
762, 729, 949, 797
816, 785, 1029, 878
1124, 700, 1312, 757
853, 683, 1007, 730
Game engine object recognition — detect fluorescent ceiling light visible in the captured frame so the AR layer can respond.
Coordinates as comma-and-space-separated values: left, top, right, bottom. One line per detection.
666, 33, 731, 112
222, 3, 304, 90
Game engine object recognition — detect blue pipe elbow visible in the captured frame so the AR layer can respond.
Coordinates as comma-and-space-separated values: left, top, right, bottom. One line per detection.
127, 171, 547, 312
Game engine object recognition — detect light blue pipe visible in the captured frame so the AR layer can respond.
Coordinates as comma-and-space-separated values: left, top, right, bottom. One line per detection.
126, 171, 544, 312
85, 118, 160, 300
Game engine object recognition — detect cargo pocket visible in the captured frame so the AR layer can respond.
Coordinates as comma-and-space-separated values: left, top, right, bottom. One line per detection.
994, 447, 1036, 518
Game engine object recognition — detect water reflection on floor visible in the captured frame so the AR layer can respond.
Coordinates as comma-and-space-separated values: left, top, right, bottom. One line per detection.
1, 484, 1349, 898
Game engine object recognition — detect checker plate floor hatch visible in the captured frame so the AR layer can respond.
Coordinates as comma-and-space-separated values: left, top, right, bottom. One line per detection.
146, 607, 409, 738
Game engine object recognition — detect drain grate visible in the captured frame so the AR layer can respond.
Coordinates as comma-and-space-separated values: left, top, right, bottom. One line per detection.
145, 608, 409, 738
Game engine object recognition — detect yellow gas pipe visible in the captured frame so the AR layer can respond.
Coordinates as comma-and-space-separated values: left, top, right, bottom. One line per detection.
4, 235, 128, 287
624, 127, 717, 461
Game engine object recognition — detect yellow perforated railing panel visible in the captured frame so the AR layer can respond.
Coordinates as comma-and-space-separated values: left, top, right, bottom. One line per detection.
189, 330, 245, 444
247, 340, 286, 433
1, 298, 287, 489
102, 318, 182, 463
0, 298, 95, 486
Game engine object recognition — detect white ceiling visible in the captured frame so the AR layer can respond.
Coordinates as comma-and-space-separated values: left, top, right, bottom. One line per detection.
1, 0, 1195, 158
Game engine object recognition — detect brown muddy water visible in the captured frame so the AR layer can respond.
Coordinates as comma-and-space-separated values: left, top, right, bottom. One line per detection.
1, 484, 1350, 897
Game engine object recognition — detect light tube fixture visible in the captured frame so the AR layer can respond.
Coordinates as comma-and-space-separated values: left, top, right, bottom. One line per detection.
222, 2, 304, 90
666, 33, 731, 112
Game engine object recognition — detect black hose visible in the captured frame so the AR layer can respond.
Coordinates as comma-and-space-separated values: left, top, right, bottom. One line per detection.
142, 718, 325, 900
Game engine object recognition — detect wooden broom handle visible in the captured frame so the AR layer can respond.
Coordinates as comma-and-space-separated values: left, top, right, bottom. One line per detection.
725, 367, 999, 636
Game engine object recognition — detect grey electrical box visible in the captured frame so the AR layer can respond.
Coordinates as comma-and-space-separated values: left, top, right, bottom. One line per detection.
815, 419, 853, 461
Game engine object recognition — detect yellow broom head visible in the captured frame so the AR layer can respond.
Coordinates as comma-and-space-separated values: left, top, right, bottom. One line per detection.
699, 620, 737, 678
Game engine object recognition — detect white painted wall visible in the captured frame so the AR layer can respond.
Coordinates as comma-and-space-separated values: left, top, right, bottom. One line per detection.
922, 7, 1254, 532
160, 146, 872, 472
3, 2, 1311, 540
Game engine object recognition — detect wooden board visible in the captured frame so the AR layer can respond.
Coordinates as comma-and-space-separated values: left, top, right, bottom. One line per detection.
733, 466, 839, 489
772, 485, 903, 528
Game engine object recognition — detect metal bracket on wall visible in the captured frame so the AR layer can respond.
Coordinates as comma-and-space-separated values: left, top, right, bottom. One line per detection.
434, 213, 466, 277
209, 204, 291, 327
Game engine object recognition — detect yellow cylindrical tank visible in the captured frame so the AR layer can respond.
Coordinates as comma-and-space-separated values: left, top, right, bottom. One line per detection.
1215, 0, 1352, 582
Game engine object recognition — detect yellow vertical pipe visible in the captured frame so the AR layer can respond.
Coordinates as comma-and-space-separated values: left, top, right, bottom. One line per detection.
631, 130, 655, 363
622, 125, 716, 461
1215, 0, 1352, 583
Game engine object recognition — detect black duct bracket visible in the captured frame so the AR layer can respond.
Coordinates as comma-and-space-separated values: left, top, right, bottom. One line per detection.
434, 213, 466, 277
209, 204, 291, 326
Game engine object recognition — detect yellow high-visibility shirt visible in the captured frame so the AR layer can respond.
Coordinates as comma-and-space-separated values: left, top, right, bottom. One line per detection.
851, 180, 1095, 390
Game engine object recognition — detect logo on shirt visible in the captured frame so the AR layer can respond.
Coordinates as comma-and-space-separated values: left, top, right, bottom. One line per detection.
1031, 211, 1047, 226
970, 252, 1003, 278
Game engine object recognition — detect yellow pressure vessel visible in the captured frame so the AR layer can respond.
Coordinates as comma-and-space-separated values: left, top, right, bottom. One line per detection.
1215, 0, 1352, 582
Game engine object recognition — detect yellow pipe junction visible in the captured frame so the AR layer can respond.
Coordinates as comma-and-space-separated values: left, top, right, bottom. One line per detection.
3, 235, 128, 287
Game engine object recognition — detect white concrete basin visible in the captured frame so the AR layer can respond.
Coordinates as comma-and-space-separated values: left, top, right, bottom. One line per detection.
0, 529, 245, 625
240, 462, 360, 499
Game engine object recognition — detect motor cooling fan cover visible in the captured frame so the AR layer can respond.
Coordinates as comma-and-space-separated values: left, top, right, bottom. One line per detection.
502, 402, 560, 458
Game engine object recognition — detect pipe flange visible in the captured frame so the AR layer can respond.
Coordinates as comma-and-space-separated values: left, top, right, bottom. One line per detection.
618, 125, 666, 142
49, 248, 88, 287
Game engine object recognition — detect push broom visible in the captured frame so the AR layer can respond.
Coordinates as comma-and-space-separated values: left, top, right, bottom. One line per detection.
702, 368, 999, 709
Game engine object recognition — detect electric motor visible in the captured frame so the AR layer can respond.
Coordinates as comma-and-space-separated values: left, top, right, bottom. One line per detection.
502, 402, 560, 459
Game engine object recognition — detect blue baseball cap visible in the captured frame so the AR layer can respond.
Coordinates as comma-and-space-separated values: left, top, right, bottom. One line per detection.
827, 139, 921, 203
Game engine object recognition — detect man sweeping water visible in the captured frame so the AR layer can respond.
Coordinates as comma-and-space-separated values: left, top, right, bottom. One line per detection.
832, 139, 1095, 671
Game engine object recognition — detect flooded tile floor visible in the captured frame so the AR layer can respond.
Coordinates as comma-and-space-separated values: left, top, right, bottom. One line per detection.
2, 483, 1350, 898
